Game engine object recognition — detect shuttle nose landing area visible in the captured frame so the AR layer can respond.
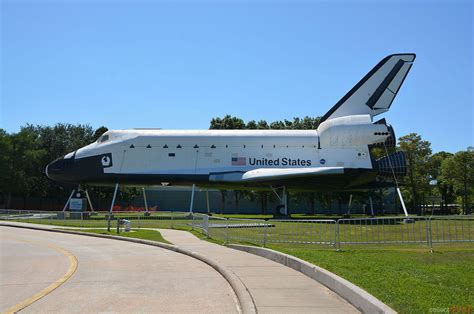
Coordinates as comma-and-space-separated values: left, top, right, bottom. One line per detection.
0, 227, 239, 313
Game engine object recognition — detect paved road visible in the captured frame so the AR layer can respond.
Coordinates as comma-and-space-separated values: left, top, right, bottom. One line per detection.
0, 227, 238, 313
159, 229, 359, 314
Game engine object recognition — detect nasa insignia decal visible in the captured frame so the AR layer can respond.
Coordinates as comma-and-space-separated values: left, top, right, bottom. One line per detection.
101, 154, 113, 168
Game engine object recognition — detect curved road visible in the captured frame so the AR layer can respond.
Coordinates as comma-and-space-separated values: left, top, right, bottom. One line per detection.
0, 227, 238, 313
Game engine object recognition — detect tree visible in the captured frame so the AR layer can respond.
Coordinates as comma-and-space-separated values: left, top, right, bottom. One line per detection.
210, 115, 245, 130
398, 133, 432, 214
0, 123, 109, 209
219, 190, 228, 214
93, 126, 109, 141
0, 130, 12, 200
270, 121, 285, 129
1, 127, 47, 206
428, 152, 455, 213
256, 120, 269, 129
441, 150, 474, 214
254, 191, 270, 214
246, 120, 258, 129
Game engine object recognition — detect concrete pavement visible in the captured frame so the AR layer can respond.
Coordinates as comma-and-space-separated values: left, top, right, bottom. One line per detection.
0, 227, 239, 313
0, 234, 72, 312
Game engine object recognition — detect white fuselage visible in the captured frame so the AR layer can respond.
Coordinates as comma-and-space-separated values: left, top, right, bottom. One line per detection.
75, 129, 374, 178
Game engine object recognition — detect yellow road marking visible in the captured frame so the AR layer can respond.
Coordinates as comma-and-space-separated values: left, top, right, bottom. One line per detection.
3, 238, 78, 314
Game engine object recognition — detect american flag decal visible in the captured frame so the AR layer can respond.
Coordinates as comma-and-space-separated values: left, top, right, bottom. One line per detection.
231, 157, 246, 166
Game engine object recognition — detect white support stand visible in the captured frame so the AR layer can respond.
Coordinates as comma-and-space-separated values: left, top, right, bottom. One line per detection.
142, 187, 149, 214
85, 190, 94, 212
383, 143, 410, 219
206, 190, 210, 214
62, 190, 75, 212
110, 184, 119, 213
346, 194, 353, 215
271, 186, 288, 216
108, 183, 119, 231
282, 191, 288, 216
189, 184, 196, 213
397, 187, 409, 217
369, 196, 374, 217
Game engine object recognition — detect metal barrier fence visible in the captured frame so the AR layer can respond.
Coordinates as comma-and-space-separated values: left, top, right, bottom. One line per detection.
0, 209, 196, 229
335, 216, 474, 250
1, 209, 473, 250
200, 215, 474, 250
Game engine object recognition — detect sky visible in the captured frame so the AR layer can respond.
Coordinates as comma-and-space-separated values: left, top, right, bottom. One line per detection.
1, 0, 472, 153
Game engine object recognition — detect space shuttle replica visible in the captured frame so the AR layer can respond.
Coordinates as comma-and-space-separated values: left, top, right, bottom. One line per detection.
47, 53, 415, 214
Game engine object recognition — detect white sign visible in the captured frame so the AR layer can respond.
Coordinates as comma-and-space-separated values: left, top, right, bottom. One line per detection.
69, 198, 84, 211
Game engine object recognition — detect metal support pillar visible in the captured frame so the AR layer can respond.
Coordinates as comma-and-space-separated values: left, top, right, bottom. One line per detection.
397, 187, 409, 217
369, 196, 374, 217
62, 190, 75, 212
346, 194, 353, 215
282, 187, 288, 216
108, 183, 119, 232
206, 190, 210, 214
85, 190, 94, 212
189, 184, 195, 213
142, 187, 149, 213
271, 186, 288, 216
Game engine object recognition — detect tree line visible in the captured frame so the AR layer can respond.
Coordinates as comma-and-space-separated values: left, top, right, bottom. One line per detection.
0, 124, 108, 208
0, 117, 472, 214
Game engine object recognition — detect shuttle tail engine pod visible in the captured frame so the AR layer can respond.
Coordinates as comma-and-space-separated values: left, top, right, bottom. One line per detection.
369, 118, 396, 148
317, 115, 392, 148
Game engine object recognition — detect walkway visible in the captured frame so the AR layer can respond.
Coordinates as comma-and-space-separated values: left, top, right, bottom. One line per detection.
159, 229, 359, 313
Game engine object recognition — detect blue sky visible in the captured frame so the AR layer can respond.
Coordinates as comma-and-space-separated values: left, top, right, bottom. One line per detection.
1, 0, 472, 153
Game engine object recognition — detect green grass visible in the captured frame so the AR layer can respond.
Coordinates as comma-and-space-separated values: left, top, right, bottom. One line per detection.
66, 228, 172, 244
5, 213, 195, 229
265, 243, 474, 313
211, 213, 351, 219
213, 213, 408, 220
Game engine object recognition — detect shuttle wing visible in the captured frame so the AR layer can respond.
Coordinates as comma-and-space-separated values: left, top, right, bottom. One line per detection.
320, 53, 416, 123
241, 167, 344, 182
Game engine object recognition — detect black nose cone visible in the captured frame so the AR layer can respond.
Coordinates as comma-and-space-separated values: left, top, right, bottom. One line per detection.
46, 156, 75, 182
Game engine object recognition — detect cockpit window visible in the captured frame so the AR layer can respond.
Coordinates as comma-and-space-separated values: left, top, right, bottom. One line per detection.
98, 134, 109, 143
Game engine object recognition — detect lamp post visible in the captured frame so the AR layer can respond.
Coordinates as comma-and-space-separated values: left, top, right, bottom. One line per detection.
429, 179, 438, 216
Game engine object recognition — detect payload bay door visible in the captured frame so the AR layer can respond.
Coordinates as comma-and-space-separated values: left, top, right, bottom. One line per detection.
196, 146, 214, 175
120, 144, 159, 175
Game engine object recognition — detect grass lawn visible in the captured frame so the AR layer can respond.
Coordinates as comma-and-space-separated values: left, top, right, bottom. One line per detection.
267, 243, 474, 313
65, 228, 172, 244
213, 213, 408, 220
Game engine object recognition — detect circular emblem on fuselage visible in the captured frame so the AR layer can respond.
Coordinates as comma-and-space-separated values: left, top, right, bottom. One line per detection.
319, 158, 326, 165
101, 155, 111, 167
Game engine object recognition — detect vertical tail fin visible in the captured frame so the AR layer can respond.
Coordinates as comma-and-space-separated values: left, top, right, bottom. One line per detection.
321, 53, 416, 123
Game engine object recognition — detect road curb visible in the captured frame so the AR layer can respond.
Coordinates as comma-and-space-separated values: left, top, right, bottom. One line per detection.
228, 244, 396, 314
0, 223, 256, 314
